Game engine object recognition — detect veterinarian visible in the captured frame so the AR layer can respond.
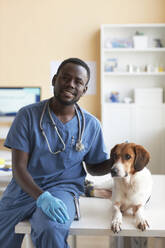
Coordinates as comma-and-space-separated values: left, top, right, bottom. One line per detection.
0, 58, 112, 248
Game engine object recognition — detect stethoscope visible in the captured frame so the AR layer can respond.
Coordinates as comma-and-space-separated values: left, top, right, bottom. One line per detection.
39, 99, 85, 154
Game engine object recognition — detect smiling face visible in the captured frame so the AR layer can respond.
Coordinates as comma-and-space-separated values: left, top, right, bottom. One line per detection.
52, 63, 88, 106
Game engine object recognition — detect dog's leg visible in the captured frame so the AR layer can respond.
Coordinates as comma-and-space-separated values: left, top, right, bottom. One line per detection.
111, 203, 122, 233
93, 179, 113, 198
134, 205, 149, 231
93, 188, 112, 198
84, 180, 112, 198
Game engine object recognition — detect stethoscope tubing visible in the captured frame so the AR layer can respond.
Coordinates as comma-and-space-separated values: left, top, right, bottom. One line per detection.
40, 98, 85, 154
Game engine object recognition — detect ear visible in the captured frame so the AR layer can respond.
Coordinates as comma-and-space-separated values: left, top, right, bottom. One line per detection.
82, 85, 88, 95
52, 74, 57, 86
110, 144, 119, 164
110, 144, 118, 156
134, 145, 150, 171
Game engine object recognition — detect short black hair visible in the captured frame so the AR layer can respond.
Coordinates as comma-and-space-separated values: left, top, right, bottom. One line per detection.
56, 58, 90, 84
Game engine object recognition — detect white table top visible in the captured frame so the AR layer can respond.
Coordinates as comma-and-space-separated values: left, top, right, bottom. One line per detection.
71, 175, 165, 237
2, 170, 165, 237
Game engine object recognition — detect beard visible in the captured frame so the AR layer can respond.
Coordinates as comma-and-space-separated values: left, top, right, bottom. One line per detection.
54, 90, 81, 106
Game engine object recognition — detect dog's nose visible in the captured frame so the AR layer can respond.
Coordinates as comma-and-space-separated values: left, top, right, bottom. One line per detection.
111, 167, 118, 177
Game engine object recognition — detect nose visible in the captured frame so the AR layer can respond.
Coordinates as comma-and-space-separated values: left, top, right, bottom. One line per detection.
111, 167, 118, 177
67, 79, 75, 88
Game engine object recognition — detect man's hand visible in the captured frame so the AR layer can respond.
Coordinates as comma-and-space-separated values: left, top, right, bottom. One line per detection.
36, 191, 70, 224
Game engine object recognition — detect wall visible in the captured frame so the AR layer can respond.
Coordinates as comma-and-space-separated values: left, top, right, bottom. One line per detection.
0, 0, 165, 119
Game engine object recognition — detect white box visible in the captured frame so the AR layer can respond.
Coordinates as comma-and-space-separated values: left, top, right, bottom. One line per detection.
134, 88, 163, 105
133, 35, 148, 49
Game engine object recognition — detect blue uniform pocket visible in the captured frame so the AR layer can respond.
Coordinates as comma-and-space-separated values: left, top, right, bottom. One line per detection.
66, 136, 88, 164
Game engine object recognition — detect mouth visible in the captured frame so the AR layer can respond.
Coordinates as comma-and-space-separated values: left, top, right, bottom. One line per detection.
61, 89, 76, 98
111, 173, 128, 178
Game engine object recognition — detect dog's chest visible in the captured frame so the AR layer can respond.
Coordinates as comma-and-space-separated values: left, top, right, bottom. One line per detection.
113, 178, 139, 205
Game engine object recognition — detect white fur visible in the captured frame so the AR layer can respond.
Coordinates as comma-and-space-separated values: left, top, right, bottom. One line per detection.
111, 167, 152, 233
91, 159, 153, 233
112, 167, 152, 207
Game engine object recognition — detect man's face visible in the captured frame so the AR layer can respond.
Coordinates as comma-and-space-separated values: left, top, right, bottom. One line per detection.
52, 63, 88, 105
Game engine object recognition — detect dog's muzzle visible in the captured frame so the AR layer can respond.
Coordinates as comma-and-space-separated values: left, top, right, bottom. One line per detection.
111, 167, 118, 177
111, 166, 128, 178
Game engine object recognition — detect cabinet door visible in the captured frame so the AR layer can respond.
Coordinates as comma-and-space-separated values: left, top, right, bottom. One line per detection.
102, 104, 134, 152
134, 106, 163, 174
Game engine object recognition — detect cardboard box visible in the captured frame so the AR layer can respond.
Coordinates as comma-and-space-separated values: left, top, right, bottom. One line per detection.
133, 35, 148, 49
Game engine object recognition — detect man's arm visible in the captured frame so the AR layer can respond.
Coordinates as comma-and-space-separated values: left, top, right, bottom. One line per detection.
85, 158, 113, 176
12, 148, 43, 199
12, 148, 70, 223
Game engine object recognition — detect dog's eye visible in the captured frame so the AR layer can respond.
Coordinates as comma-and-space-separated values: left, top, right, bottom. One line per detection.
125, 154, 131, 160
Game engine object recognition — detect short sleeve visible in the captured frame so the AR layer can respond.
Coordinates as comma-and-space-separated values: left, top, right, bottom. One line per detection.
84, 124, 109, 164
4, 108, 31, 153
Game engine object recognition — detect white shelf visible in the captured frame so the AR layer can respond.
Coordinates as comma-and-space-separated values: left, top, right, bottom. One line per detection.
101, 23, 165, 174
104, 103, 135, 106
104, 72, 165, 76
103, 102, 165, 106
103, 48, 165, 52
102, 23, 165, 28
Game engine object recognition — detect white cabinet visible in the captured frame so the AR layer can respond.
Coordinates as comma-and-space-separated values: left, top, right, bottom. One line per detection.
102, 104, 135, 149
134, 106, 164, 174
100, 24, 165, 174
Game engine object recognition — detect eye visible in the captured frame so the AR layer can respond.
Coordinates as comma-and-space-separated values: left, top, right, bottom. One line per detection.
76, 79, 84, 87
62, 75, 70, 81
125, 154, 131, 160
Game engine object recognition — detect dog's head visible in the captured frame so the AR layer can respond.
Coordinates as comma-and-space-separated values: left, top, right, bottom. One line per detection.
110, 143, 150, 177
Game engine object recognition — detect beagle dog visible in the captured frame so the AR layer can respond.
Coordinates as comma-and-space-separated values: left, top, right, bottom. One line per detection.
90, 143, 152, 233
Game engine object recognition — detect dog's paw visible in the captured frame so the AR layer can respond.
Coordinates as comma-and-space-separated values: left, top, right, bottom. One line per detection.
137, 219, 149, 231
84, 180, 94, 197
111, 218, 122, 233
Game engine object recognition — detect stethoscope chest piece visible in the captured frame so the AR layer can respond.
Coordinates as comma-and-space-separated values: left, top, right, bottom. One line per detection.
75, 141, 84, 152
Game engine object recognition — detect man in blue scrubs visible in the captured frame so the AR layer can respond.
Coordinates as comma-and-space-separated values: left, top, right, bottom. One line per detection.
0, 58, 112, 247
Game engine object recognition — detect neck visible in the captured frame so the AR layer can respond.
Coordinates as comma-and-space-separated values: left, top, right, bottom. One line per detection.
49, 97, 76, 123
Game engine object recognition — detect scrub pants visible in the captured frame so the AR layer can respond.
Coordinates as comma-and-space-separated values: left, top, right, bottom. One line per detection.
0, 190, 76, 248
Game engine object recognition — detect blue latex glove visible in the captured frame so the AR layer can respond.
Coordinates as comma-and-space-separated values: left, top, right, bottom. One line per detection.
36, 191, 70, 224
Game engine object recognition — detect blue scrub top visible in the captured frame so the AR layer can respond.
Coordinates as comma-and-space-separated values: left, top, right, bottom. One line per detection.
3, 99, 108, 202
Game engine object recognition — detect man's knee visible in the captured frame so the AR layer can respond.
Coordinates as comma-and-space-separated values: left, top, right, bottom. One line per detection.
31, 209, 71, 247
30, 207, 71, 234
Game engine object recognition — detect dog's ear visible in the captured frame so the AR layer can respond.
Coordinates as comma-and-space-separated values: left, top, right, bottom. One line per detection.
110, 144, 119, 164
134, 145, 150, 171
